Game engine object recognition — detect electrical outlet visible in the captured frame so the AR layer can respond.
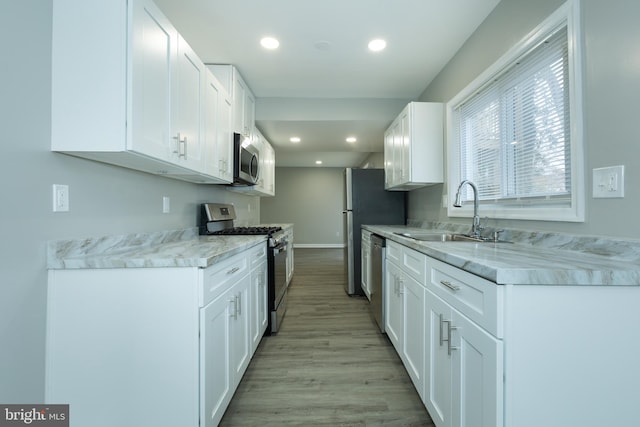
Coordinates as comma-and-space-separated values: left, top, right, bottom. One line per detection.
162, 196, 170, 213
53, 184, 69, 212
593, 165, 625, 198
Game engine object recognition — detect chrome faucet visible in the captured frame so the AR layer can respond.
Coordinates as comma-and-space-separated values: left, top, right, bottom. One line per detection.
453, 180, 482, 238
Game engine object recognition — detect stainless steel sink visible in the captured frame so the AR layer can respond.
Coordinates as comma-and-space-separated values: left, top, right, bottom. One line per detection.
393, 231, 510, 243
394, 232, 456, 242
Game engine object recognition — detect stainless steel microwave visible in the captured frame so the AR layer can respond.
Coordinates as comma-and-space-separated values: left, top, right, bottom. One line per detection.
232, 132, 259, 186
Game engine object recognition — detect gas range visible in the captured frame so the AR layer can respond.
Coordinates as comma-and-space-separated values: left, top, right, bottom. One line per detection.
199, 203, 286, 247
199, 202, 290, 334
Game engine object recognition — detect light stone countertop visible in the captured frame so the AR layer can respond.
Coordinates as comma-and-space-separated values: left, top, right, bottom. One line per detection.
48, 225, 293, 270
364, 225, 640, 286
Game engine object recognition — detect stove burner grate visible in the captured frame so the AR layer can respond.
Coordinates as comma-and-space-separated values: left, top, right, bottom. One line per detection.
211, 226, 283, 236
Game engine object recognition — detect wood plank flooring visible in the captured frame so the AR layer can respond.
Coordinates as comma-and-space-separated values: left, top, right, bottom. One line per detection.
219, 248, 434, 426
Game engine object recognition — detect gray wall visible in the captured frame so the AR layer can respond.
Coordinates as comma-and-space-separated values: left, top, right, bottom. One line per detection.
0, 0, 259, 403
260, 161, 383, 246
410, 0, 640, 239
261, 168, 345, 246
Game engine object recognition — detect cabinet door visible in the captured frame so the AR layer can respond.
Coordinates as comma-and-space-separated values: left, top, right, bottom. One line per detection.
451, 310, 503, 427
233, 75, 248, 135
361, 241, 370, 299
384, 260, 403, 352
402, 275, 425, 397
285, 230, 294, 285
399, 107, 410, 184
130, 0, 176, 160
229, 274, 251, 386
244, 91, 256, 137
218, 93, 233, 182
250, 260, 268, 355
204, 70, 221, 179
262, 141, 275, 196
173, 34, 205, 171
425, 290, 453, 427
200, 289, 233, 427
391, 120, 402, 186
383, 128, 394, 188
204, 70, 233, 183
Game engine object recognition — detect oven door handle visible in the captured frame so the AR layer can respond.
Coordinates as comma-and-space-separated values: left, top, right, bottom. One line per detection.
272, 240, 288, 254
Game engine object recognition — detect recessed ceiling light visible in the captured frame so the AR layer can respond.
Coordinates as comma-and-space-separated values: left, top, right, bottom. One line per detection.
315, 160, 323, 165
290, 137, 301, 143
368, 39, 386, 52
346, 137, 357, 143
260, 37, 280, 50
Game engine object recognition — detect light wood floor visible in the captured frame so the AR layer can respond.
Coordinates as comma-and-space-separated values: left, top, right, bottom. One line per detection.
219, 248, 435, 426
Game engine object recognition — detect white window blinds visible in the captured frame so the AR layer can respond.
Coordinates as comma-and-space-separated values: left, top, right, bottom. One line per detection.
453, 25, 571, 207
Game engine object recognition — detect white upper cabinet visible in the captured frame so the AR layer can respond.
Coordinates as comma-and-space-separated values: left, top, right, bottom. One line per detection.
203, 68, 233, 183
129, 0, 176, 162
384, 102, 444, 191
172, 34, 206, 172
207, 65, 256, 138
51, 0, 230, 184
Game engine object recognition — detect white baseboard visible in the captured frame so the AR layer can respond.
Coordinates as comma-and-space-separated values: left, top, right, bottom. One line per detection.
293, 243, 345, 249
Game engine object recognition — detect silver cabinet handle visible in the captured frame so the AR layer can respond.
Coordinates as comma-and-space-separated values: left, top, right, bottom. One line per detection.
398, 277, 404, 295
227, 266, 240, 275
439, 313, 458, 355
229, 297, 237, 319
440, 280, 460, 292
237, 293, 242, 316
173, 132, 187, 158
447, 321, 458, 356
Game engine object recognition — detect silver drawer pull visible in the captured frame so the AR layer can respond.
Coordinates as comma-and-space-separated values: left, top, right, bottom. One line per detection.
227, 266, 240, 275
440, 280, 460, 292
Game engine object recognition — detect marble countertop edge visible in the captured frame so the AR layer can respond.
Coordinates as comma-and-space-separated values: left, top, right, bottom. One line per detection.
364, 225, 640, 286
46, 227, 285, 270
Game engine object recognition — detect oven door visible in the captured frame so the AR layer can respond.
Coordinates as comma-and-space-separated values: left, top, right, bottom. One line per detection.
269, 239, 288, 334
232, 133, 259, 185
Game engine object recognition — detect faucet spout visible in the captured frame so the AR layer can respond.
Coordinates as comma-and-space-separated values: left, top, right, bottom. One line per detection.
453, 180, 481, 237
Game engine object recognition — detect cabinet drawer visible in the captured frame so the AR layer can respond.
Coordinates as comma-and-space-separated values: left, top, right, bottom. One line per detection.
386, 240, 427, 283
386, 240, 403, 263
248, 242, 267, 269
201, 250, 249, 307
401, 246, 427, 284
427, 258, 503, 338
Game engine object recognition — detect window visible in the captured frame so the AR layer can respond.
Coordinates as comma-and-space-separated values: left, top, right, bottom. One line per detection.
447, 0, 584, 222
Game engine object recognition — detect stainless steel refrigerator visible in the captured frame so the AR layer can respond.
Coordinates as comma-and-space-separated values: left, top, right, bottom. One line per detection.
343, 168, 406, 295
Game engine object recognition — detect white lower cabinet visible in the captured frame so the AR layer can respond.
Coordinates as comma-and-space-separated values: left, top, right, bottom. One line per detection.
451, 309, 503, 427
386, 239, 501, 427
249, 244, 268, 355
385, 242, 426, 397
425, 289, 503, 427
361, 230, 372, 299
46, 242, 267, 427
200, 284, 233, 426
384, 236, 640, 427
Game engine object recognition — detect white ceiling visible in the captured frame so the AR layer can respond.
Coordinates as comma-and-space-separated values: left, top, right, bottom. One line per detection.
154, 0, 501, 167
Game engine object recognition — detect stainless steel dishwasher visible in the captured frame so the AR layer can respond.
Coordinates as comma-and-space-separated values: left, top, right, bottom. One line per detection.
370, 234, 386, 332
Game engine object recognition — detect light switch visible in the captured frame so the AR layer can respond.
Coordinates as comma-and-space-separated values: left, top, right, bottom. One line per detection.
162, 196, 170, 213
593, 165, 625, 198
